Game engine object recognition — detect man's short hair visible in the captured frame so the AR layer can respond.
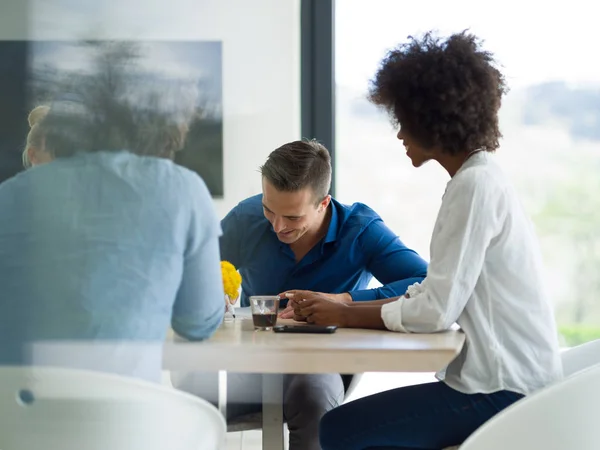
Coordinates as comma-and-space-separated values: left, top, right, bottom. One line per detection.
259, 139, 332, 202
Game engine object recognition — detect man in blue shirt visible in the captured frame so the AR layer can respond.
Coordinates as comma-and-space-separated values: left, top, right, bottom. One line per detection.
174, 139, 427, 450
221, 190, 427, 308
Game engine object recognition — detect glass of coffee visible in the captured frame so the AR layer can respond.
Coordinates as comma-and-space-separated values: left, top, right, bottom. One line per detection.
249, 296, 280, 331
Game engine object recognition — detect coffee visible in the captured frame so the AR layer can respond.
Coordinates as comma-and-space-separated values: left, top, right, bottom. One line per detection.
252, 313, 278, 329
249, 295, 280, 330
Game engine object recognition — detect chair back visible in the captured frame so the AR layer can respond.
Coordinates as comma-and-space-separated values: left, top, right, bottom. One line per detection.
561, 339, 600, 377
460, 363, 600, 450
0, 366, 226, 450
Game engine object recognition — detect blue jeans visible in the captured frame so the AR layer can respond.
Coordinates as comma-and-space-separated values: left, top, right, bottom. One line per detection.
319, 381, 524, 450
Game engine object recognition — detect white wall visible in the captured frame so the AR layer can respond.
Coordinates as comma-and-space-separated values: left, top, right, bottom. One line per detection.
1, 0, 302, 218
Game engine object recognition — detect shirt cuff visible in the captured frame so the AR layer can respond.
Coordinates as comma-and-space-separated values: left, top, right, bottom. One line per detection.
381, 300, 409, 333
405, 281, 424, 298
349, 289, 378, 302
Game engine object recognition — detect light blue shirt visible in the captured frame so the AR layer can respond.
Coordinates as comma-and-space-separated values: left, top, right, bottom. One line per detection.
0, 151, 224, 382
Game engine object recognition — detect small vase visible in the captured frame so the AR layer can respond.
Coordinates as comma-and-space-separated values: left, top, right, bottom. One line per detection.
223, 294, 238, 322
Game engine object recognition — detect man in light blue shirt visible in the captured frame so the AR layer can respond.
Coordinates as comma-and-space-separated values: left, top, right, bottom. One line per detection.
0, 98, 224, 383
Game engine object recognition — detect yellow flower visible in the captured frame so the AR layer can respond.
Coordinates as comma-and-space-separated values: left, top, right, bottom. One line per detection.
221, 260, 242, 300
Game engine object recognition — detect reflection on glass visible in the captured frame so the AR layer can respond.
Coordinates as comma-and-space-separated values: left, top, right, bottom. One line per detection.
0, 37, 224, 195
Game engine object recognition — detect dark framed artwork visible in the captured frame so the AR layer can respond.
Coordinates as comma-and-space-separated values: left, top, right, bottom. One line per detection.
0, 40, 224, 197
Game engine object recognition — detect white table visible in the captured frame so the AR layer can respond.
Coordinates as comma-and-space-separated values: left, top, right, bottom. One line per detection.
163, 308, 465, 449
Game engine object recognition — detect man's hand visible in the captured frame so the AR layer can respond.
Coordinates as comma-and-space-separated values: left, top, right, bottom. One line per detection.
278, 290, 352, 319
289, 290, 351, 326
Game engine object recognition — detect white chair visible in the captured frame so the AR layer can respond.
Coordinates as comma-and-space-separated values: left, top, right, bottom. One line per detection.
561, 338, 600, 377
458, 363, 600, 450
0, 366, 226, 450
161, 369, 174, 387
444, 340, 600, 450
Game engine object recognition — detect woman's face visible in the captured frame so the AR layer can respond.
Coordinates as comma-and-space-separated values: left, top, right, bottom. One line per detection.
396, 127, 434, 168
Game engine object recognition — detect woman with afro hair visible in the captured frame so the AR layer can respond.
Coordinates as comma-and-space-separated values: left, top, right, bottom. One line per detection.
290, 31, 562, 449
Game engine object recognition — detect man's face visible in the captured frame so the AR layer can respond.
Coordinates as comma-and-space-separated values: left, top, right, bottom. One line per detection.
262, 179, 329, 245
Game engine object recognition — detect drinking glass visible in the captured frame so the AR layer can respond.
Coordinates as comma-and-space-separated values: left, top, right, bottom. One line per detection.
249, 296, 280, 331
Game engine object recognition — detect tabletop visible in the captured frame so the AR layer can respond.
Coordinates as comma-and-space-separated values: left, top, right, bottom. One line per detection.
163, 309, 465, 374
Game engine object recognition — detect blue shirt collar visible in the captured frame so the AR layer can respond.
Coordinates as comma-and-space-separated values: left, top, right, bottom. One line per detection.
324, 199, 341, 244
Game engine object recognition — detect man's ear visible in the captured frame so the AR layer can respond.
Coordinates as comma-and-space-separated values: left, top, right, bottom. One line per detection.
318, 195, 331, 212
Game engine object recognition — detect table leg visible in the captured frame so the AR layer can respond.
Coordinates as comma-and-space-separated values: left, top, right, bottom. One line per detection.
218, 370, 227, 419
262, 373, 284, 450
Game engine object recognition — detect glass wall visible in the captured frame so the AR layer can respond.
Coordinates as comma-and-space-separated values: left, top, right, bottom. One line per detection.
0, 0, 301, 217
335, 0, 600, 345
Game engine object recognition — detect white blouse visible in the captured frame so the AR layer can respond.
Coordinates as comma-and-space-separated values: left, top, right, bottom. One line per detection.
381, 152, 562, 395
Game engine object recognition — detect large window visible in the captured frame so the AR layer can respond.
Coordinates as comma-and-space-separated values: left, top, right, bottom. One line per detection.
335, 0, 600, 345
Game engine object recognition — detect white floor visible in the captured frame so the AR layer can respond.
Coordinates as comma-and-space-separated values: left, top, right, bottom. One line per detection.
224, 372, 436, 450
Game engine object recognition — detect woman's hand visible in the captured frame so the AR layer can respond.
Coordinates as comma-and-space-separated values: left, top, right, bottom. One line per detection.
278, 290, 352, 319
288, 290, 351, 326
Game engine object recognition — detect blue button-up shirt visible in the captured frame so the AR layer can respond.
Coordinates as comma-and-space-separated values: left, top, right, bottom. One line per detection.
0, 151, 224, 382
220, 195, 428, 307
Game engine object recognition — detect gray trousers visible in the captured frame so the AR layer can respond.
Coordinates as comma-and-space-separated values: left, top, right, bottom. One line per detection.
172, 372, 346, 450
